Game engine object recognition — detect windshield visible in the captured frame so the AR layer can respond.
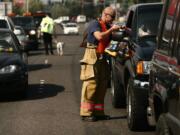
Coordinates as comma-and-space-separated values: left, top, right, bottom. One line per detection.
33, 16, 45, 27
0, 32, 17, 52
137, 6, 162, 37
11, 17, 36, 29
0, 40, 16, 53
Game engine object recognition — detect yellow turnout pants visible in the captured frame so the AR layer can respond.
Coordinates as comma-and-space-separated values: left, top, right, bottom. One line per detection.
80, 58, 110, 116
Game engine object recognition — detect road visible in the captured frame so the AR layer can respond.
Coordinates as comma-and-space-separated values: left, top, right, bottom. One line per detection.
0, 24, 155, 135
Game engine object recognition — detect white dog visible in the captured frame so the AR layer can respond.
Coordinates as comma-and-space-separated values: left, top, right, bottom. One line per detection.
56, 42, 64, 56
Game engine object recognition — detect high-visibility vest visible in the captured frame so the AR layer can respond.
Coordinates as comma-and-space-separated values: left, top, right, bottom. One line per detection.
40, 16, 54, 34
96, 19, 110, 54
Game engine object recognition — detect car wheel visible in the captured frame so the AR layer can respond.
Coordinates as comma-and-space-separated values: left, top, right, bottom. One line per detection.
111, 58, 126, 108
127, 77, 149, 131
156, 114, 171, 135
18, 78, 28, 98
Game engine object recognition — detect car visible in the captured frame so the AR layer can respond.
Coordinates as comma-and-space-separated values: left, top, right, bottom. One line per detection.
0, 29, 28, 95
0, 15, 16, 31
63, 22, 79, 35
147, 0, 180, 135
76, 15, 86, 23
54, 16, 70, 24
14, 26, 35, 53
109, 2, 163, 131
11, 16, 39, 50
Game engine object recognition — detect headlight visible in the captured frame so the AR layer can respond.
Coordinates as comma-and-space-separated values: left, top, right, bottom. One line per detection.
29, 30, 36, 35
136, 61, 150, 75
0, 65, 20, 74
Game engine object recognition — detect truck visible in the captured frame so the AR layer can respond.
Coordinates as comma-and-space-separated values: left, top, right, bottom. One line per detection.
147, 0, 180, 134
110, 2, 163, 131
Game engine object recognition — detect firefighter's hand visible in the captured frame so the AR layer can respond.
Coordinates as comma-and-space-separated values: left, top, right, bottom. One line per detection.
111, 25, 121, 32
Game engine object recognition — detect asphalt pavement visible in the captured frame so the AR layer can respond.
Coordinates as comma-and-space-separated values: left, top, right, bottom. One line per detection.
0, 23, 155, 135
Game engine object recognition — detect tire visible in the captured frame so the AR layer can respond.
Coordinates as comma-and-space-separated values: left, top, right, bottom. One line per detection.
110, 58, 126, 108
18, 78, 28, 98
156, 114, 170, 135
127, 77, 149, 131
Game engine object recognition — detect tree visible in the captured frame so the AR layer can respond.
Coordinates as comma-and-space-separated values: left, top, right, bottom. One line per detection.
50, 3, 70, 19
29, 0, 44, 13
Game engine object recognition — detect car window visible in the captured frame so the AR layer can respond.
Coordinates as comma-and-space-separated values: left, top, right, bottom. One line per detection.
126, 11, 134, 28
0, 20, 8, 29
0, 40, 16, 52
159, 0, 179, 55
11, 17, 36, 29
0, 32, 17, 52
137, 5, 162, 37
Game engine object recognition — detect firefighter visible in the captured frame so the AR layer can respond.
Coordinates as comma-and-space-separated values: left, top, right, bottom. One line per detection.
80, 7, 121, 122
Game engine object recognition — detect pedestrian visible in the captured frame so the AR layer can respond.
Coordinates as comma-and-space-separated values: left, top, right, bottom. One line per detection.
80, 6, 121, 122
40, 13, 54, 55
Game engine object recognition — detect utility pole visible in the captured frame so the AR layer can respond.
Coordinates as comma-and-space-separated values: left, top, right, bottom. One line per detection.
81, 0, 84, 14
25, 0, 29, 13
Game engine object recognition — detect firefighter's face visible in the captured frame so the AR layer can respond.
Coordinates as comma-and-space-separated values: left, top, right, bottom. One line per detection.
103, 9, 115, 24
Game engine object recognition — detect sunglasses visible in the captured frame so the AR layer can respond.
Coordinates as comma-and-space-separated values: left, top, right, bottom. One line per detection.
104, 12, 115, 19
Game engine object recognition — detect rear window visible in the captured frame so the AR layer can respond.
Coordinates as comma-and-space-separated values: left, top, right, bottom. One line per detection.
11, 17, 36, 29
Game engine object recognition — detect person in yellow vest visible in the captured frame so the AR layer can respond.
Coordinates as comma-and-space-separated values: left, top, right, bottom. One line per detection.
80, 7, 121, 121
40, 13, 54, 55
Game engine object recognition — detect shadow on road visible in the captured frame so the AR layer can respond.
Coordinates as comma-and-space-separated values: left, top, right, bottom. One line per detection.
28, 64, 52, 71
26, 84, 64, 100
110, 115, 127, 120
28, 51, 44, 56
0, 84, 64, 102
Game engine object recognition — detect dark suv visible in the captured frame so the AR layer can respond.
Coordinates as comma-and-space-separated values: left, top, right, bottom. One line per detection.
11, 16, 39, 50
110, 3, 163, 131
147, 0, 180, 135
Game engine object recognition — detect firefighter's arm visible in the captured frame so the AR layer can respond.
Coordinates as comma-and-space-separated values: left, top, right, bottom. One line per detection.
94, 25, 121, 40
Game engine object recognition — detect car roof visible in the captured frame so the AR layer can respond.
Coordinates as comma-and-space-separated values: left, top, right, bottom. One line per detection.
129, 2, 163, 11
0, 16, 9, 20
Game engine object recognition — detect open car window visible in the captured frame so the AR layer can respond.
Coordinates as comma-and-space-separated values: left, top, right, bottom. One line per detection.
137, 6, 162, 38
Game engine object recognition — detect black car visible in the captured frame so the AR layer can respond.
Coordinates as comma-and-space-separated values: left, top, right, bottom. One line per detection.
11, 16, 39, 50
0, 29, 28, 95
14, 26, 34, 53
110, 3, 163, 131
147, 0, 180, 135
